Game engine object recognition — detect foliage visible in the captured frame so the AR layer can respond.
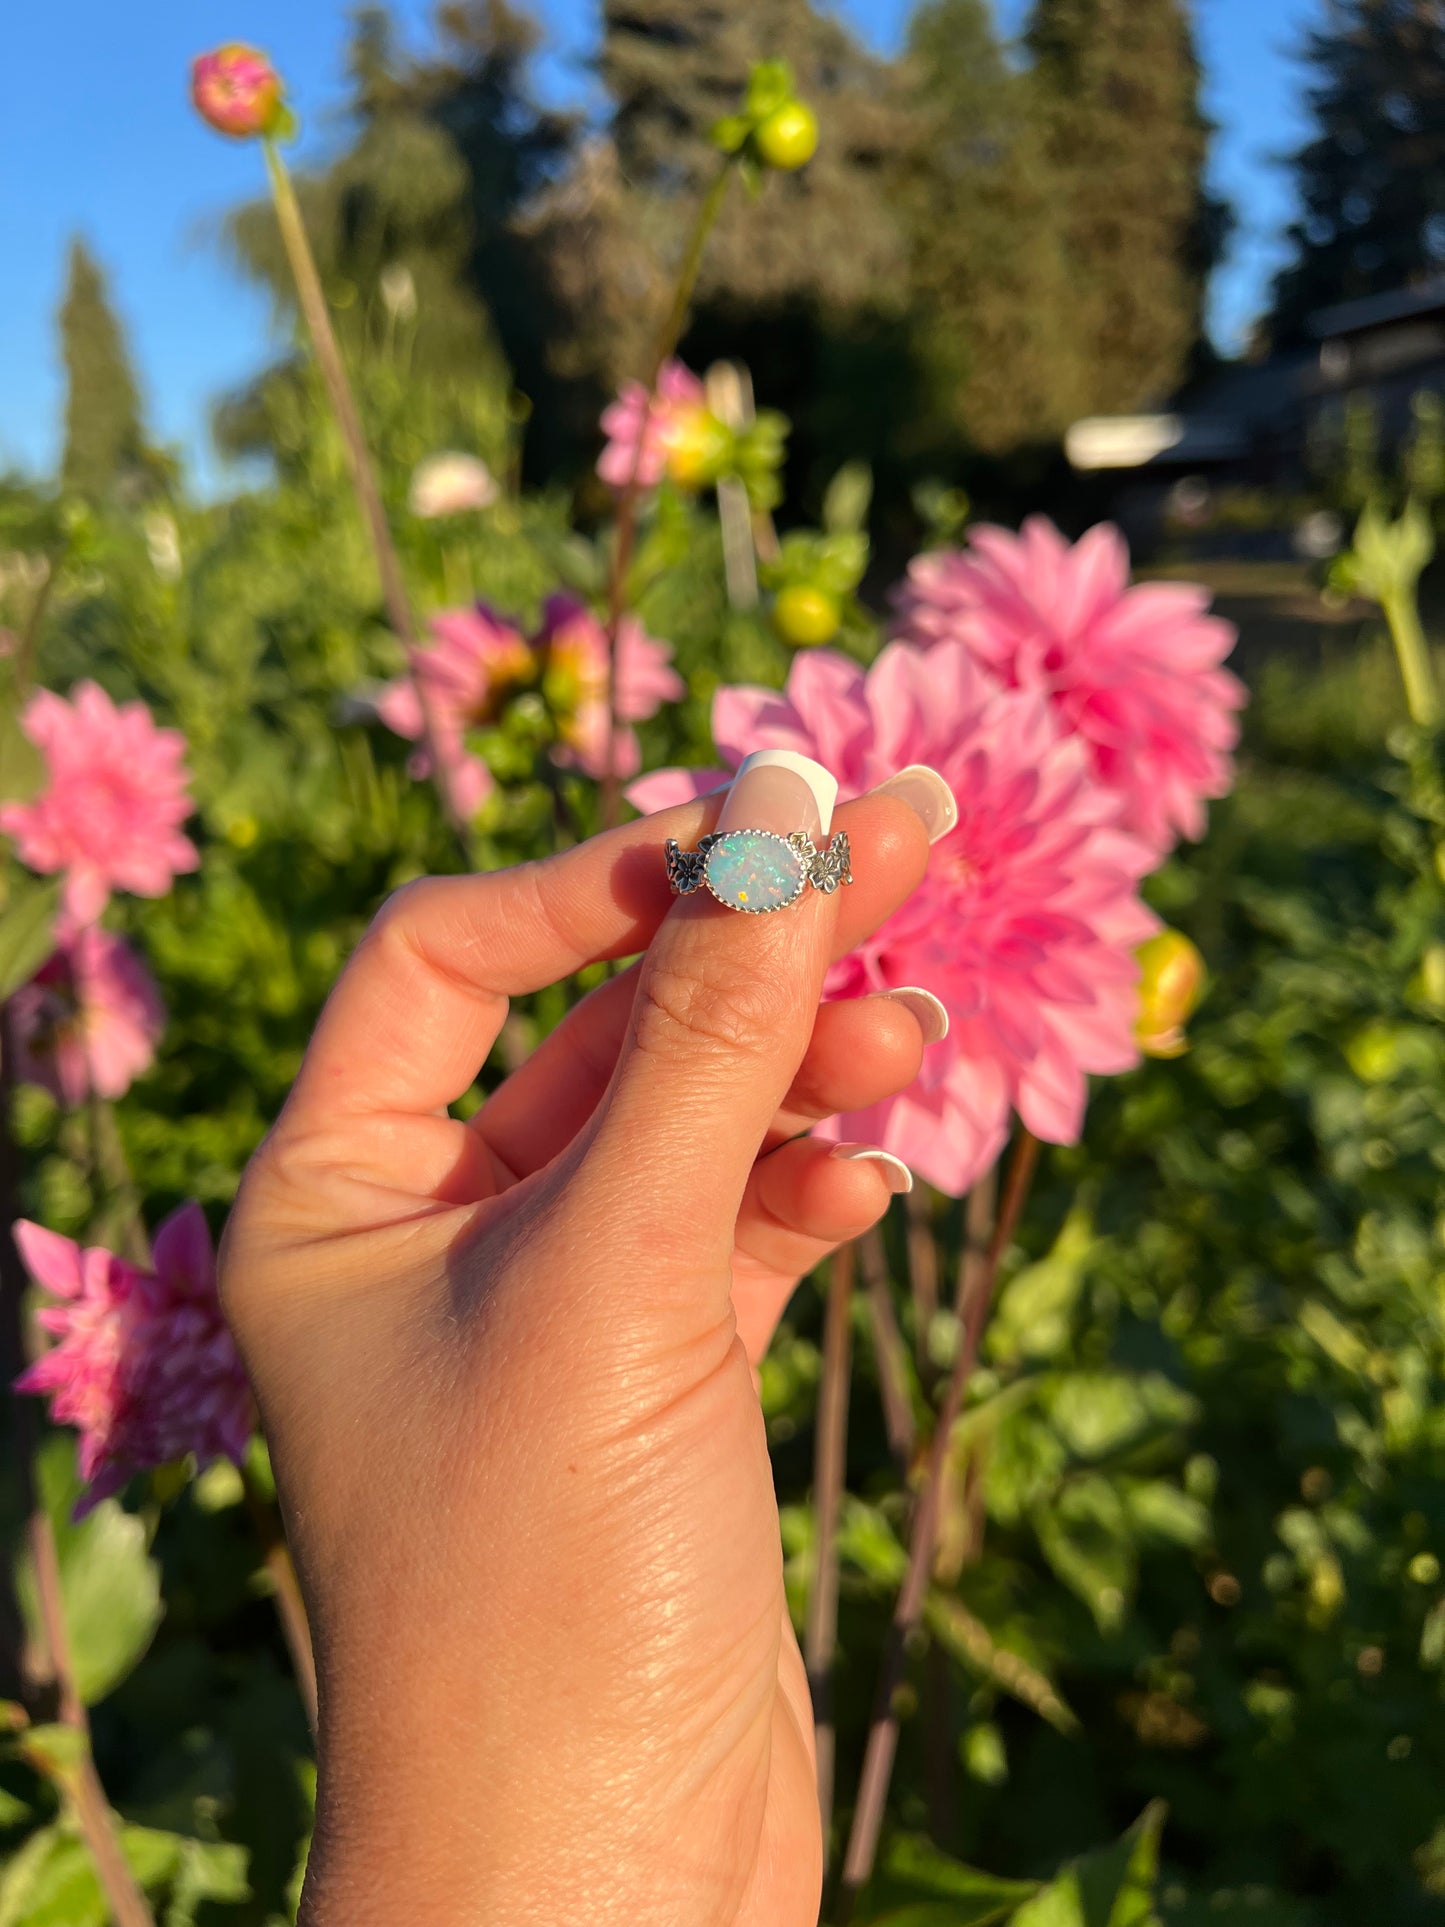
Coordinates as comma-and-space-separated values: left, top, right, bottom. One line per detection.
1270, 0, 1445, 346
58, 242, 152, 506
5, 17, 1445, 1927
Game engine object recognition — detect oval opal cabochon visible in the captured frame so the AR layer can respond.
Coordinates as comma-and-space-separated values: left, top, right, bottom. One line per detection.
704, 830, 806, 912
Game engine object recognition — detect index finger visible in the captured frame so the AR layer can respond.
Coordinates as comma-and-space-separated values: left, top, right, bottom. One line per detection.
283, 792, 726, 1127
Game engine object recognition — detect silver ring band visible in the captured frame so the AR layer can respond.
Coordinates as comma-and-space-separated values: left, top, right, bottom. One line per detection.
666, 827, 854, 914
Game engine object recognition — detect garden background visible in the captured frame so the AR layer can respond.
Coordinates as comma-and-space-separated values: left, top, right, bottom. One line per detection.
5, 1, 1445, 1922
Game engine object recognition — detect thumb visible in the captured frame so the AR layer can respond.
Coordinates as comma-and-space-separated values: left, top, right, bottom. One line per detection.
580, 750, 847, 1269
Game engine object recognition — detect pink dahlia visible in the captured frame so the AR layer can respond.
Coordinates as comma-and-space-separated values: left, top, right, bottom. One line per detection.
11, 928, 165, 1108
630, 644, 1159, 1195
0, 683, 199, 926
375, 606, 537, 817
893, 518, 1245, 853
15, 1205, 253, 1517
536, 594, 684, 780
597, 359, 708, 490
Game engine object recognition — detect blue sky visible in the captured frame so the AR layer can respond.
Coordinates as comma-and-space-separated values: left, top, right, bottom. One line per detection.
0, 0, 1319, 486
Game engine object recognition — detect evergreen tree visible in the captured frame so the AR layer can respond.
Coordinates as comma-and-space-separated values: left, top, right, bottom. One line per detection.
897, 0, 1085, 454
59, 238, 148, 500
1270, 0, 1445, 344
1023, 0, 1219, 415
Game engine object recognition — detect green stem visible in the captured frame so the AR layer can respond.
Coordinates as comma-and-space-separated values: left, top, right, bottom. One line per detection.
806, 1242, 855, 1840
599, 160, 736, 829
262, 140, 469, 855
1383, 588, 1439, 729
11, 557, 58, 701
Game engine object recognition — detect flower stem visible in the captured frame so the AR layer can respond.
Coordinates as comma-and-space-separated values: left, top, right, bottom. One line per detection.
600, 160, 736, 829
0, 1005, 156, 1927
833, 1132, 1040, 1921
905, 1184, 939, 1375
806, 1241, 855, 1837
858, 1228, 915, 1468
241, 1470, 318, 1738
10, 556, 57, 701
262, 139, 469, 853
1383, 588, 1440, 729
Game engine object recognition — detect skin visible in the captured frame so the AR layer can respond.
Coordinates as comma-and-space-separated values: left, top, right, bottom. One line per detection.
220, 773, 936, 1926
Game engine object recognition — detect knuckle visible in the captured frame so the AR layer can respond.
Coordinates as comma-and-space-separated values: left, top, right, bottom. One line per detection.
633, 947, 806, 1064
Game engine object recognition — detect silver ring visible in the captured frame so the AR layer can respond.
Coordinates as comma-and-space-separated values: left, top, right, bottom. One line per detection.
665, 827, 853, 914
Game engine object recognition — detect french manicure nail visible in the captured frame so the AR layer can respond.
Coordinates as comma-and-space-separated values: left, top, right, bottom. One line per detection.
720, 749, 839, 837
873, 764, 958, 845
830, 1144, 915, 1194
883, 986, 950, 1045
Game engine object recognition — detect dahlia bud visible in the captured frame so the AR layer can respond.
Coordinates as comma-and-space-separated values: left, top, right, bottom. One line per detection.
1135, 929, 1206, 1058
191, 44, 288, 140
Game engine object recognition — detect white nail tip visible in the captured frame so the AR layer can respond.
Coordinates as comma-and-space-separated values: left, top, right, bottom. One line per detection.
885, 987, 951, 1044
829, 1145, 915, 1194
733, 750, 839, 836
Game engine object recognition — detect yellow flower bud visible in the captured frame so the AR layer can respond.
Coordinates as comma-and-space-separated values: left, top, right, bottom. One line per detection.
1136, 929, 1206, 1058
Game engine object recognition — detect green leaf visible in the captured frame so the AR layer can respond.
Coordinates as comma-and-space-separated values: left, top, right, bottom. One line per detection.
164, 1838, 251, 1927
1010, 1803, 1166, 1927
822, 461, 873, 534
0, 1824, 179, 1927
0, 875, 60, 1002
1033, 1476, 1135, 1632
0, 1786, 31, 1827
15, 1724, 86, 1784
861, 1832, 1038, 1926
0, 678, 42, 807
15, 1437, 163, 1706
988, 1202, 1097, 1364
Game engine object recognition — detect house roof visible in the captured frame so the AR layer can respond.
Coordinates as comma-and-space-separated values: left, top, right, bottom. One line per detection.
1310, 280, 1445, 342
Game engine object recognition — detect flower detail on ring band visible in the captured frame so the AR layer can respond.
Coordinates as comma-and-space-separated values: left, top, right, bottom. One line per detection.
666, 828, 852, 913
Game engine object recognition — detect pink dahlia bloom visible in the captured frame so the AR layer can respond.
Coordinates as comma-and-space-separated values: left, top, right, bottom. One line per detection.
375, 606, 537, 817
15, 1205, 253, 1517
0, 683, 199, 927
629, 644, 1159, 1194
597, 359, 707, 490
536, 594, 684, 780
11, 928, 165, 1108
893, 518, 1245, 853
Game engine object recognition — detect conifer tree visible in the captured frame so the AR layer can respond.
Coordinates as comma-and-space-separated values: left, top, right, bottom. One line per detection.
897, 0, 1085, 453
1023, 0, 1219, 414
59, 238, 148, 500
1270, 0, 1445, 343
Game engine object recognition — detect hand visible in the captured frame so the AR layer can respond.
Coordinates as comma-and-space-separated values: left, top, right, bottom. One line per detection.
221, 753, 952, 1926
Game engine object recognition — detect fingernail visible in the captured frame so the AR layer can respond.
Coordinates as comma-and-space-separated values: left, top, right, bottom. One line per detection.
830, 1144, 914, 1194
883, 986, 950, 1044
719, 749, 839, 838
872, 764, 958, 845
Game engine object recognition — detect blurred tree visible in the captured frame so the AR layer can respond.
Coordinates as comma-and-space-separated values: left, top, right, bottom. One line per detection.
895, 0, 1084, 455
599, 0, 910, 315
1270, 0, 1445, 345
59, 238, 150, 502
219, 3, 572, 469
1022, 0, 1222, 415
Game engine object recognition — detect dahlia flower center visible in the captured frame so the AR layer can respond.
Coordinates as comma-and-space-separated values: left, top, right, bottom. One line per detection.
66, 768, 134, 854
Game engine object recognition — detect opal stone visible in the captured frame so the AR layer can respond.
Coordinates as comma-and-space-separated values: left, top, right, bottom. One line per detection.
704, 830, 806, 913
